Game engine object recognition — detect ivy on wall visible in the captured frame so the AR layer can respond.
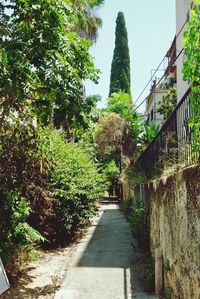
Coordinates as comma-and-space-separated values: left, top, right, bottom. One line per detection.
183, 0, 200, 152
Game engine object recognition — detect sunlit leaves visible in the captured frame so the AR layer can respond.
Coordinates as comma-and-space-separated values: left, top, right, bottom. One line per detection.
36, 127, 107, 238
0, 0, 100, 130
157, 88, 177, 120
182, 1, 200, 152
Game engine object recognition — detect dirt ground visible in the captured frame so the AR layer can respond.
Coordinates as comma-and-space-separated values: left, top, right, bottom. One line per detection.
1, 245, 75, 299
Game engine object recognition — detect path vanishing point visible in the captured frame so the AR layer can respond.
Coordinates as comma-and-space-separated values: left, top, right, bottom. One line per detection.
54, 204, 157, 299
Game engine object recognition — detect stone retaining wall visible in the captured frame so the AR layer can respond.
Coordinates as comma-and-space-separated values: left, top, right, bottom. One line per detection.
129, 165, 200, 299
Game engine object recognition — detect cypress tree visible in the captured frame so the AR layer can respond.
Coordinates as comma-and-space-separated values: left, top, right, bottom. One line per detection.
109, 12, 131, 96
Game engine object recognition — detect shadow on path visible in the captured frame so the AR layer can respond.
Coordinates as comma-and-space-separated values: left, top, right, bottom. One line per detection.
55, 205, 157, 299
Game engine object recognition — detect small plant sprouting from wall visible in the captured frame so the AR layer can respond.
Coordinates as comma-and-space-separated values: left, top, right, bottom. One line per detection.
120, 198, 155, 292
128, 200, 146, 246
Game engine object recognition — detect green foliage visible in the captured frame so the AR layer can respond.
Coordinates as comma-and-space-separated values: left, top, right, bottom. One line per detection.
37, 127, 107, 243
0, 0, 100, 132
0, 0, 106, 267
96, 92, 143, 164
109, 12, 131, 95
0, 123, 39, 192
107, 92, 142, 136
87, 0, 104, 7
94, 112, 126, 159
120, 199, 149, 249
72, 0, 103, 41
64, 94, 102, 141
129, 200, 146, 244
0, 122, 107, 264
120, 200, 154, 292
4, 192, 44, 244
182, 0, 200, 152
107, 92, 132, 117
143, 121, 160, 145
157, 88, 177, 120
0, 123, 46, 262
124, 165, 147, 185
0, 0, 106, 272
87, 94, 102, 105
0, 191, 44, 261
94, 95, 143, 197
104, 160, 120, 184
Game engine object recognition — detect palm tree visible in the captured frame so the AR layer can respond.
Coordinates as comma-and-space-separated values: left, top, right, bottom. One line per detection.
71, 0, 104, 41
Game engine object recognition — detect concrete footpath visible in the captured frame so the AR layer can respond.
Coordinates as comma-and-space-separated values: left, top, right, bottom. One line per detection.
54, 204, 157, 299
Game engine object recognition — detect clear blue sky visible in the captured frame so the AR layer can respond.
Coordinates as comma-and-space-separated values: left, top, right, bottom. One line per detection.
85, 0, 176, 112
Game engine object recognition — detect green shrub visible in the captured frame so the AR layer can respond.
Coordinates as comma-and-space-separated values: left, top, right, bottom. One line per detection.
0, 124, 107, 267
0, 191, 44, 262
37, 127, 107, 243
0, 124, 45, 263
104, 160, 120, 183
129, 200, 146, 242
120, 199, 150, 251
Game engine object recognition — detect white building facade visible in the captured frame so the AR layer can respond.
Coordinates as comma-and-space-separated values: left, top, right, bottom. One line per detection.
146, 38, 177, 126
176, 0, 193, 102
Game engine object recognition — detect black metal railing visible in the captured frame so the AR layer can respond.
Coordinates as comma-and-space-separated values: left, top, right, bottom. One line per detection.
135, 88, 199, 179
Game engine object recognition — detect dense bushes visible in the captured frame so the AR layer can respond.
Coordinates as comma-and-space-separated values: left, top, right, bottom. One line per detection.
37, 128, 107, 244
0, 191, 45, 263
0, 124, 45, 264
0, 0, 106, 277
0, 124, 107, 266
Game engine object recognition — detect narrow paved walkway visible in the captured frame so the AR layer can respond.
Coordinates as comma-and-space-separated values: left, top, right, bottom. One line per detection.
54, 204, 157, 299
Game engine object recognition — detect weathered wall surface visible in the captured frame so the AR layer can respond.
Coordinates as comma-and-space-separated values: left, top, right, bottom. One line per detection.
130, 165, 200, 299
